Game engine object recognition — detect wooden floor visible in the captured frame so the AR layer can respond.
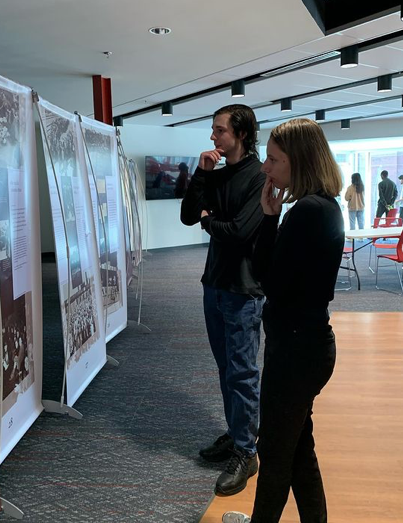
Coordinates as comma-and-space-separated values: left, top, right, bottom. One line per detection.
200, 312, 403, 523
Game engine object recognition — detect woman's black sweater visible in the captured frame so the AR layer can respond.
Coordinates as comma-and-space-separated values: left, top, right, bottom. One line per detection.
253, 193, 345, 319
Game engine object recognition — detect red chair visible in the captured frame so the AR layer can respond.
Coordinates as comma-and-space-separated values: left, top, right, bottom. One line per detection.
336, 244, 353, 291
368, 211, 403, 272
375, 229, 403, 294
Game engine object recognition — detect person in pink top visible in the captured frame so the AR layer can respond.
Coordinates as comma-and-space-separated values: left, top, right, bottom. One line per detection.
345, 172, 365, 230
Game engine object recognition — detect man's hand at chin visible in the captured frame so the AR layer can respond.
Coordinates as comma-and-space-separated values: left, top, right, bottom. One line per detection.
198, 149, 225, 171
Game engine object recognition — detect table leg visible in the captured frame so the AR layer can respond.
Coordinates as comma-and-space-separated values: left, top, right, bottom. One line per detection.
351, 238, 361, 290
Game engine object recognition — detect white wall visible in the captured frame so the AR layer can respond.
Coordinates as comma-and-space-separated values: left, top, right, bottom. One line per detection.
119, 124, 212, 250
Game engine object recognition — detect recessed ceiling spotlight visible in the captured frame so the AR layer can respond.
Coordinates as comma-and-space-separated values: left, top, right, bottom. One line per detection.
149, 27, 172, 35
103, 51, 112, 58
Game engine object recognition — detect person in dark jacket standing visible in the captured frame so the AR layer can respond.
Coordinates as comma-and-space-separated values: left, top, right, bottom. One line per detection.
181, 104, 266, 496
376, 170, 398, 218
223, 118, 344, 523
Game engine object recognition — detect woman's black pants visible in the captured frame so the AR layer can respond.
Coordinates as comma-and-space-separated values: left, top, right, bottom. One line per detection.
251, 316, 336, 523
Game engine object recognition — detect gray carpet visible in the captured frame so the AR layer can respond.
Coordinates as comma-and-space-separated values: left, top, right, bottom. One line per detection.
0, 242, 401, 522
331, 240, 402, 311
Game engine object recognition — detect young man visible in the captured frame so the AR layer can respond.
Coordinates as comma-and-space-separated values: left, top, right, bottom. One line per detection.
181, 104, 266, 496
376, 170, 398, 218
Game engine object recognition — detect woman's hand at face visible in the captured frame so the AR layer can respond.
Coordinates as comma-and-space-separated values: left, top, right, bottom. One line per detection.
261, 177, 284, 216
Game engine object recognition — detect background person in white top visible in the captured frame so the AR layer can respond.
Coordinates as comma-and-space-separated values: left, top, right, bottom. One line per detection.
344, 172, 365, 230
396, 174, 403, 221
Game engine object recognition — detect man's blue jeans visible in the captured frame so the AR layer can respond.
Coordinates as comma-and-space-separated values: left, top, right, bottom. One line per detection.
203, 285, 265, 455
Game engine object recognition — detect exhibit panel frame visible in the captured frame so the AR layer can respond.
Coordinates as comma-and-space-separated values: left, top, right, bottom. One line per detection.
0, 76, 43, 464
37, 99, 106, 408
79, 115, 127, 343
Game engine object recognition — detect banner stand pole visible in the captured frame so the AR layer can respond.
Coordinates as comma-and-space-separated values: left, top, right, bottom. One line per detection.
34, 94, 82, 419
0, 498, 24, 519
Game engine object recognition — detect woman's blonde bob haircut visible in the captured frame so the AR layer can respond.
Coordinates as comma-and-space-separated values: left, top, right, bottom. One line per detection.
270, 118, 342, 203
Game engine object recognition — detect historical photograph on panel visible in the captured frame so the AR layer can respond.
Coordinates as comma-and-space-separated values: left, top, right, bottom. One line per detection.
83, 127, 123, 316
0, 85, 35, 415
2, 294, 35, 411
62, 273, 100, 367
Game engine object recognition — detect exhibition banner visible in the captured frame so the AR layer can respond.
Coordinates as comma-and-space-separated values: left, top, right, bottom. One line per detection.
120, 158, 134, 287
127, 159, 143, 268
37, 99, 106, 407
0, 76, 43, 463
79, 116, 127, 342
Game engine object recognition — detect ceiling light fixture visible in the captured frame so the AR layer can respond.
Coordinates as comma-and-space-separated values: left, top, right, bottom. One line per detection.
231, 80, 245, 98
256, 122, 261, 132
377, 74, 392, 92
149, 27, 171, 35
341, 119, 350, 129
113, 115, 123, 127
161, 101, 173, 116
315, 109, 325, 122
103, 51, 113, 58
281, 98, 292, 112
401, 3, 403, 21
340, 45, 359, 68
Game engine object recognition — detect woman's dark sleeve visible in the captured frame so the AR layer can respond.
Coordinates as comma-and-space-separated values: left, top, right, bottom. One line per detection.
252, 214, 280, 284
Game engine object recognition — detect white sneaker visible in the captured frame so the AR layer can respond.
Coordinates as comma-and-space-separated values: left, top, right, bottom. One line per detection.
222, 511, 251, 523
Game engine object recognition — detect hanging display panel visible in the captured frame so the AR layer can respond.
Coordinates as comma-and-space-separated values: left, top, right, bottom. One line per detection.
37, 99, 106, 407
127, 159, 143, 268
0, 76, 43, 463
79, 116, 127, 342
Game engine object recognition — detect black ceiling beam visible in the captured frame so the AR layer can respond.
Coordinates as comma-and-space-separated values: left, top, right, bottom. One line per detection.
260, 108, 403, 128
257, 94, 403, 126
116, 28, 403, 123
169, 72, 403, 128
115, 52, 337, 120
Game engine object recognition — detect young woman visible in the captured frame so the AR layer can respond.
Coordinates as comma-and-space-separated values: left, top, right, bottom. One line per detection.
345, 172, 365, 230
223, 118, 345, 523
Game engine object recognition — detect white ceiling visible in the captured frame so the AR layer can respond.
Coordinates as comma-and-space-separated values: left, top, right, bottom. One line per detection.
1, 1, 402, 130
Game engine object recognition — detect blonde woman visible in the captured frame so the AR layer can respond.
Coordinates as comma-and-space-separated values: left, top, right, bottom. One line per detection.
223, 118, 344, 523
345, 172, 365, 230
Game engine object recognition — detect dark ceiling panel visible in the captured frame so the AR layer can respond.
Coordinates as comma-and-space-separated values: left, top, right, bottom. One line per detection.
324, 1, 400, 34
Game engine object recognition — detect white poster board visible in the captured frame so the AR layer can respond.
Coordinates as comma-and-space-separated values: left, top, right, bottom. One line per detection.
79, 116, 127, 342
0, 76, 43, 463
37, 99, 106, 407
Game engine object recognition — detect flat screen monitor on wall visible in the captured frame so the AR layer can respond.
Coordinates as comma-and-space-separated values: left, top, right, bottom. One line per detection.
145, 156, 199, 200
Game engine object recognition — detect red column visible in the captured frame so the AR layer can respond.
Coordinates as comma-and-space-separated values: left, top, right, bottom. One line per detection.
92, 75, 113, 125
